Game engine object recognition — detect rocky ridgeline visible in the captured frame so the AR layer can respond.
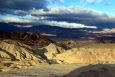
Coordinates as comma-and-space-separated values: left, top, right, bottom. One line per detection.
0, 30, 53, 47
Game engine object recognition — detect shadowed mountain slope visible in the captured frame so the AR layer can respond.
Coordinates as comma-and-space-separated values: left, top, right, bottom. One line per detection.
0, 30, 53, 47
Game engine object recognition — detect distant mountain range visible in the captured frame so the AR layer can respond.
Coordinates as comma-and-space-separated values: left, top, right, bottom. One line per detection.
0, 22, 115, 40
0, 30, 53, 47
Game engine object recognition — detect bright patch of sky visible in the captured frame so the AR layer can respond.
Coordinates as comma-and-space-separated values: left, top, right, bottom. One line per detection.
23, 15, 33, 19
0, 14, 21, 19
0, 15, 3, 19
49, 0, 115, 15
1, 0, 115, 19
0, 14, 33, 20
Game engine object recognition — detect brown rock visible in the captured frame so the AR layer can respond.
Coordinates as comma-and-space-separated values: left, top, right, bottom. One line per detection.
0, 30, 53, 47
96, 39, 106, 43
109, 40, 115, 43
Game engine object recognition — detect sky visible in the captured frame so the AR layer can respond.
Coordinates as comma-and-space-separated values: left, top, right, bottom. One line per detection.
0, 0, 115, 29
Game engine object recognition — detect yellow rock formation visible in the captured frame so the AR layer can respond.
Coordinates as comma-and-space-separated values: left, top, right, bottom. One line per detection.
0, 40, 46, 71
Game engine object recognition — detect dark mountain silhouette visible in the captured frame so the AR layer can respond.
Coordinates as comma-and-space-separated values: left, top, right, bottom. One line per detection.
96, 39, 106, 43
109, 39, 115, 43
1, 22, 115, 40
0, 30, 53, 47
0, 22, 98, 38
0, 22, 25, 32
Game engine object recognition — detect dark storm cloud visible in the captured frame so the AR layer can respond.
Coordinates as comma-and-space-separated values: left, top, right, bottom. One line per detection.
43, 17, 115, 28
29, 6, 115, 28
0, 0, 48, 15
1, 6, 115, 29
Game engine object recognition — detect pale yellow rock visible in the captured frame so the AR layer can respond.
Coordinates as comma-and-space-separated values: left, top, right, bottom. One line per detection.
36, 43, 66, 60
0, 40, 45, 71
36, 43, 115, 64
54, 44, 115, 64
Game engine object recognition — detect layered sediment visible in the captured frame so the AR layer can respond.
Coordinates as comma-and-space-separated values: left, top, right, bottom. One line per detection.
0, 40, 46, 72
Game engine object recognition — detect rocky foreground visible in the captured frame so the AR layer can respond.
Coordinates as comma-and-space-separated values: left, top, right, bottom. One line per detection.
1, 31, 115, 77
0, 63, 115, 77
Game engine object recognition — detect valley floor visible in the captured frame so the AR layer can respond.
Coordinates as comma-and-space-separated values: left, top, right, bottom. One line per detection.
0, 64, 87, 77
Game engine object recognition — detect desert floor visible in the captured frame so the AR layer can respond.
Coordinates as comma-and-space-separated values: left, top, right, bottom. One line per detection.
0, 64, 87, 77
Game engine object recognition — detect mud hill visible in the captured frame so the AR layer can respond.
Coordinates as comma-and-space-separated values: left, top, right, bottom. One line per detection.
0, 39, 47, 71
0, 30, 54, 72
53, 43, 115, 64
33, 42, 115, 64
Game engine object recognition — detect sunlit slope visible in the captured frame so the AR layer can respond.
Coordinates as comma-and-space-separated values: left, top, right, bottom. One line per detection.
0, 40, 46, 71
37, 43, 115, 64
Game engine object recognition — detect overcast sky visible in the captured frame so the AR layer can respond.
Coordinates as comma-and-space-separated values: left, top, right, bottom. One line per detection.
0, 0, 115, 29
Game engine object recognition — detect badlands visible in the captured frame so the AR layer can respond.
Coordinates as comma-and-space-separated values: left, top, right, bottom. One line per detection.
1, 31, 115, 77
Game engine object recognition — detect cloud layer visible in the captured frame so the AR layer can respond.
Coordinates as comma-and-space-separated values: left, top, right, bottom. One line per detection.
1, 6, 115, 28
87, 0, 94, 4
0, 0, 48, 15
86, 0, 110, 6
0, 0, 115, 29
